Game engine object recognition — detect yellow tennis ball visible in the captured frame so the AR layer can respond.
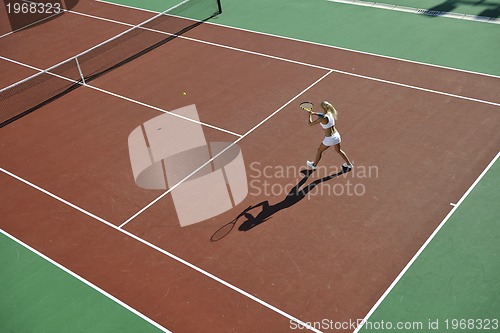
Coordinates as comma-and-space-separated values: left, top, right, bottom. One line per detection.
182, 92, 187, 96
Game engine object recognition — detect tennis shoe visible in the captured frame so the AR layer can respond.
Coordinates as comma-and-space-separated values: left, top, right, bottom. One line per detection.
306, 161, 317, 170
342, 162, 353, 169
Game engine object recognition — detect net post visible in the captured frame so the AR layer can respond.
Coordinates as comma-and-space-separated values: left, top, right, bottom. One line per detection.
217, 0, 222, 14
75, 57, 86, 85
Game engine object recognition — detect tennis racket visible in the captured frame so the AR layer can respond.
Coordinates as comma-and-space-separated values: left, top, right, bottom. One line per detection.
210, 205, 254, 241
299, 101, 314, 112
210, 217, 238, 242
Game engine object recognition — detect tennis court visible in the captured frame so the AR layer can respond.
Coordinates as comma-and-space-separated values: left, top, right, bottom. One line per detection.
1, 0, 499, 332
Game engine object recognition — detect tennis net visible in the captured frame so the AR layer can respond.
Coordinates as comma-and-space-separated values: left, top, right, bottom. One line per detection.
0, 0, 222, 127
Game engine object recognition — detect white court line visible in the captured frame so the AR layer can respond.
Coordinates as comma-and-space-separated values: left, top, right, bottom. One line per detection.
0, 228, 172, 333
0, 56, 242, 137
32, 6, 500, 107
96, 0, 500, 80
3, 4, 500, 107
119, 70, 333, 228
3, 2, 498, 330
0, 11, 62, 39
5, 8, 498, 108
2, 3, 497, 328
1, 0, 186, 92
353, 151, 500, 333
88, 85, 243, 138
58, 7, 330, 72
0, 167, 323, 333
0, 167, 111, 225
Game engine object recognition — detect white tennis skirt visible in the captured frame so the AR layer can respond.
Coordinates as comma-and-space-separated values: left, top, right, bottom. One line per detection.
322, 132, 341, 146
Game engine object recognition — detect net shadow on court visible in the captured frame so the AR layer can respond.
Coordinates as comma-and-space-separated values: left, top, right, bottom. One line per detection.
0, 0, 222, 127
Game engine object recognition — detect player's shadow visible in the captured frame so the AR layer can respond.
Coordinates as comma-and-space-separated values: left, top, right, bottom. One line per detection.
210, 166, 351, 241
238, 168, 350, 231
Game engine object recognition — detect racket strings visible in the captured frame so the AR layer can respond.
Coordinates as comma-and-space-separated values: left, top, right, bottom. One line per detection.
300, 101, 314, 111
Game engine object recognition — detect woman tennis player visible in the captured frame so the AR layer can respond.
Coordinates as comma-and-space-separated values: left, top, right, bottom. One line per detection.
306, 101, 353, 171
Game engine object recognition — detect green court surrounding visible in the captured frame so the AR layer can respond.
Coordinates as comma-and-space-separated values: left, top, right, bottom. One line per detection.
108, 0, 500, 75
1, 0, 499, 332
0, 232, 164, 333
358, 155, 500, 332
212, 0, 500, 76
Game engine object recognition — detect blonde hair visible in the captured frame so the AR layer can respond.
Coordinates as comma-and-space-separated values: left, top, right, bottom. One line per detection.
321, 101, 338, 119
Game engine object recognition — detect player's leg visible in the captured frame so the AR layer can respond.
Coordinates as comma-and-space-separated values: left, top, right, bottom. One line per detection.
308, 143, 330, 169
334, 143, 353, 167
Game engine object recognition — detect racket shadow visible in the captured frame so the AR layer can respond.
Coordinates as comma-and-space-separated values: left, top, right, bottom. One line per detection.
210, 167, 351, 241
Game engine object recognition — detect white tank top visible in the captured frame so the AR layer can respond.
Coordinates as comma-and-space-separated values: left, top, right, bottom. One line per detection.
319, 113, 335, 129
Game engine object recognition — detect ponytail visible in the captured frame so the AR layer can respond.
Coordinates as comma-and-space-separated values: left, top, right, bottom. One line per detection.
321, 101, 338, 119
